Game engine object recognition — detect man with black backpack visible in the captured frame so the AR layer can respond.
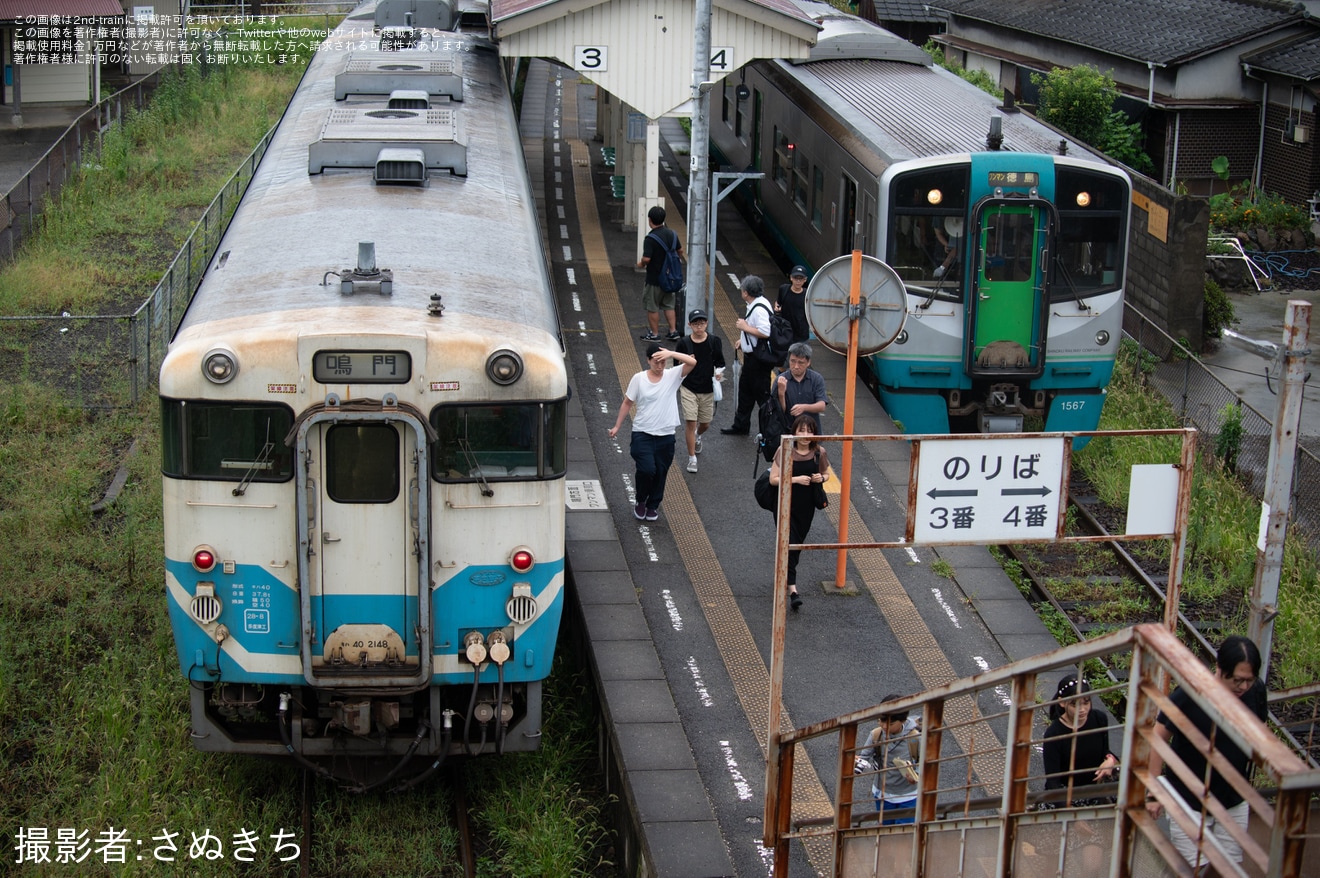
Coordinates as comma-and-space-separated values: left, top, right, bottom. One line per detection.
720, 275, 774, 436
636, 205, 684, 341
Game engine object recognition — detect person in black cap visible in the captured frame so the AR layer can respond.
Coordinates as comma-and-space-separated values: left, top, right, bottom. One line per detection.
776, 265, 811, 346
674, 309, 726, 473
608, 343, 696, 522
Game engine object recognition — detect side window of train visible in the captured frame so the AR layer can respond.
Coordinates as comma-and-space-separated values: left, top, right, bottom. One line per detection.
772, 128, 791, 192
430, 400, 567, 482
161, 399, 295, 481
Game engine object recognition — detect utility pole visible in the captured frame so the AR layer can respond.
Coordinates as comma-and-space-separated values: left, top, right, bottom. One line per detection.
684, 0, 713, 318
1247, 300, 1311, 678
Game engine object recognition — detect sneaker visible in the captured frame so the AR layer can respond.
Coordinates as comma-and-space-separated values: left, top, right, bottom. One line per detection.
633, 503, 647, 520
790, 590, 803, 611
933, 265, 945, 278
639, 331, 660, 341
686, 456, 698, 473
694, 435, 703, 454
645, 508, 660, 521
666, 331, 682, 341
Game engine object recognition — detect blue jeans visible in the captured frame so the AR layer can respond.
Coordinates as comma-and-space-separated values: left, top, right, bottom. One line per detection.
631, 432, 676, 511
874, 797, 916, 825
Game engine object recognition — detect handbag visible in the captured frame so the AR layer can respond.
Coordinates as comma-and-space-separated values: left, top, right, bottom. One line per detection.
754, 469, 776, 511
812, 450, 829, 509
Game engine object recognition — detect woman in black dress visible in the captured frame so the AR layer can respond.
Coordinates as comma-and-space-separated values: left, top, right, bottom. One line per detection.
767, 414, 829, 611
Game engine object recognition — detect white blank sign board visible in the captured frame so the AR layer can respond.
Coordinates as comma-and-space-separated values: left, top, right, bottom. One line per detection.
1126, 464, 1178, 535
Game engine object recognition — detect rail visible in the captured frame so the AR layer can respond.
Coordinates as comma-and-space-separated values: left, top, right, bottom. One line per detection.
766, 623, 1320, 877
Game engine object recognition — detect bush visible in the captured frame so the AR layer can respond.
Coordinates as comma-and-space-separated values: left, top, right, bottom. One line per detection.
1031, 65, 1155, 174
923, 41, 1001, 97
1209, 189, 1311, 237
1203, 278, 1234, 339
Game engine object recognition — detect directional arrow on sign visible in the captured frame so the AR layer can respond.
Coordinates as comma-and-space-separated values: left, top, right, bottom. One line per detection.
1000, 486, 1053, 496
927, 488, 980, 498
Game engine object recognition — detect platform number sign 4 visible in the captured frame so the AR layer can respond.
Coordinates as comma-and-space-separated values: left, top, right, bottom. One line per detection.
709, 47, 734, 74
911, 437, 1066, 544
574, 46, 607, 72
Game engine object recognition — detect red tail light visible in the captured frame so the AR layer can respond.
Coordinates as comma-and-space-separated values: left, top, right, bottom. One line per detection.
192, 547, 217, 573
510, 549, 534, 573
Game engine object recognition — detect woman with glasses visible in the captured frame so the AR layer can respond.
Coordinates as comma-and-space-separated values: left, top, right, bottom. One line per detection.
1145, 635, 1268, 870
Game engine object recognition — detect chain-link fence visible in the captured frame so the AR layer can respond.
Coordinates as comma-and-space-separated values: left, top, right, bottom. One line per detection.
1122, 303, 1319, 546
0, 129, 272, 406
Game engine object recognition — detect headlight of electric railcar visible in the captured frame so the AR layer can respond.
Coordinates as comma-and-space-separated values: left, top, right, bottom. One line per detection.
486, 349, 524, 385
1096, 330, 1110, 346
202, 347, 239, 384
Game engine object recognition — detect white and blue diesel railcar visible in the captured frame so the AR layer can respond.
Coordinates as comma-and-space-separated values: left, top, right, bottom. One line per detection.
160, 0, 565, 786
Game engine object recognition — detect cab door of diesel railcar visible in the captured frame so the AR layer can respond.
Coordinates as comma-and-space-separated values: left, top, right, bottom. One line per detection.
295, 410, 431, 687
966, 202, 1052, 377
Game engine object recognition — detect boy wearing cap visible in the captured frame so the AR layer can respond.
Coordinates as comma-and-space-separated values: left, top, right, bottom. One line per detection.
776, 265, 811, 346
675, 310, 726, 473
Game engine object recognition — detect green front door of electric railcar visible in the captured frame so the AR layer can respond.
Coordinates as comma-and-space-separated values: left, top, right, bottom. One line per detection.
968, 204, 1046, 375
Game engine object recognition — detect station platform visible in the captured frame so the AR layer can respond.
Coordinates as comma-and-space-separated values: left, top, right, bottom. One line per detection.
519, 61, 1070, 877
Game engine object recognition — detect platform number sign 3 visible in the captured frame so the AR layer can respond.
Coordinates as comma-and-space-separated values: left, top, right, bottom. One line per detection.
575, 46, 607, 72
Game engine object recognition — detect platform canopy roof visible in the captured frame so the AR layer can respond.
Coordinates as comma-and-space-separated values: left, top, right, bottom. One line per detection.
491, 0, 820, 118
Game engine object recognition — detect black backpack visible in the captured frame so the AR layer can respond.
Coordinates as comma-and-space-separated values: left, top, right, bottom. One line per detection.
750, 302, 795, 365
756, 392, 792, 462
647, 230, 685, 294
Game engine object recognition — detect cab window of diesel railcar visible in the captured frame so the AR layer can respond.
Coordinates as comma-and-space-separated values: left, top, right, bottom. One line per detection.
430, 400, 567, 481
1052, 168, 1128, 300
160, 399, 294, 481
325, 423, 399, 503
886, 166, 970, 298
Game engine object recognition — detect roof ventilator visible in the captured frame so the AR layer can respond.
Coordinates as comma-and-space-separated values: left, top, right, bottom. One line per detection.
375, 147, 427, 183
376, 0, 455, 31
387, 89, 430, 109
334, 55, 463, 102
308, 106, 467, 176
338, 242, 393, 296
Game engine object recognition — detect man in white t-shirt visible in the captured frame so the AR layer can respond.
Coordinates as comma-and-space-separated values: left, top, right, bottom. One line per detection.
609, 343, 697, 521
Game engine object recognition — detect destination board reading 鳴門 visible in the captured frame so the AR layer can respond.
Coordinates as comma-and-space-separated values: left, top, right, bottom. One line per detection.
312, 351, 411, 384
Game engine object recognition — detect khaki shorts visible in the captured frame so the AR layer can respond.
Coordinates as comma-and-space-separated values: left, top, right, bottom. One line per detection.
680, 386, 715, 424
642, 283, 676, 313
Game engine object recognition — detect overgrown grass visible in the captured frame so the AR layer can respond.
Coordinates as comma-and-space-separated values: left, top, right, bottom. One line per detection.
1074, 342, 1320, 688
0, 55, 612, 876
0, 61, 302, 315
